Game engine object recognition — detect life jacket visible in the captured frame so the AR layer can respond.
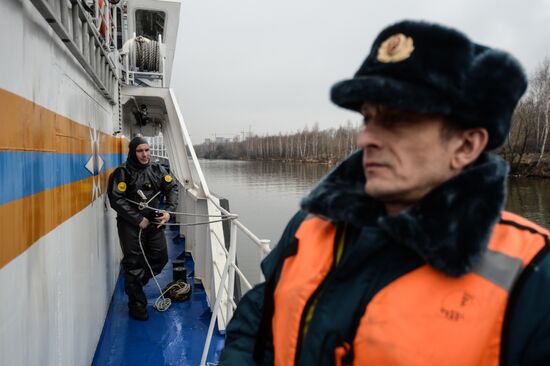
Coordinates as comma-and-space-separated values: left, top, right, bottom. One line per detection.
271, 212, 549, 366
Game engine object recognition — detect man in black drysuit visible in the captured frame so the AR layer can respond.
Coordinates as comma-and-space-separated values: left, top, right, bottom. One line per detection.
108, 136, 179, 320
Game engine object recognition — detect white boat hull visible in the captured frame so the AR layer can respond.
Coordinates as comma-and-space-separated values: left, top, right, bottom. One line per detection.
0, 0, 122, 364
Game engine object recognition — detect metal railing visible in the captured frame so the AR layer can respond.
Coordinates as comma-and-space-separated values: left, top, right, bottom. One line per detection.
199, 197, 271, 366
161, 88, 272, 365
165, 93, 271, 364
29, 0, 119, 103
94, 0, 115, 49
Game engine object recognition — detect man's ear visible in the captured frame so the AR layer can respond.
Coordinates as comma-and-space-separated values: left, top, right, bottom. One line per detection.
450, 128, 489, 170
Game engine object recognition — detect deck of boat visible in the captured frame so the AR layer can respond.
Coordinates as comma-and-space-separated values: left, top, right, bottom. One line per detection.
92, 225, 224, 366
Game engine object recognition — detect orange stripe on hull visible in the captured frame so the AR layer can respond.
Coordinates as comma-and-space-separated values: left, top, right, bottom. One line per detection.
0, 167, 116, 269
0, 88, 123, 154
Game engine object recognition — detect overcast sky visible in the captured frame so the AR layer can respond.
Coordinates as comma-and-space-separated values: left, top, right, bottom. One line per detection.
170, 0, 550, 144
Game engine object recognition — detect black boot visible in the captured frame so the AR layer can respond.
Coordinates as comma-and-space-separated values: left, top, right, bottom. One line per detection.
128, 301, 149, 321
125, 279, 149, 321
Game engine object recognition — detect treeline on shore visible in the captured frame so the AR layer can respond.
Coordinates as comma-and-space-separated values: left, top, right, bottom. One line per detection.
195, 59, 550, 177
195, 121, 358, 165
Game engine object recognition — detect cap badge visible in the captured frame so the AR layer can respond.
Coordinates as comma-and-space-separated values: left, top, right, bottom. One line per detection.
377, 33, 414, 63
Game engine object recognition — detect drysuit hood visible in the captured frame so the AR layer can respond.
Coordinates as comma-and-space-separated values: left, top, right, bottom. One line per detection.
127, 136, 150, 170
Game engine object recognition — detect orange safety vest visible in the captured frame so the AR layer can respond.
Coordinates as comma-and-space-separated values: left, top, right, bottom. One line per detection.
272, 212, 548, 366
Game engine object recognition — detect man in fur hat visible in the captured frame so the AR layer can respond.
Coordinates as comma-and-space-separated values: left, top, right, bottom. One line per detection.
108, 136, 178, 320
220, 20, 550, 365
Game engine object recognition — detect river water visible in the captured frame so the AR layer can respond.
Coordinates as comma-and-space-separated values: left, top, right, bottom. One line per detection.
198, 159, 550, 284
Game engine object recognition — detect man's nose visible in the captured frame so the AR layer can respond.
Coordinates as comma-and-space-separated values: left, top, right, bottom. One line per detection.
357, 123, 383, 150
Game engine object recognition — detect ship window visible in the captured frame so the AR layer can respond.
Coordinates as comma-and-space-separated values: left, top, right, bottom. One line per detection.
135, 10, 165, 41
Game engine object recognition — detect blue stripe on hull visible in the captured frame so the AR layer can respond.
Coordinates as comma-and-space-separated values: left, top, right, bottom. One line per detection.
0, 152, 123, 205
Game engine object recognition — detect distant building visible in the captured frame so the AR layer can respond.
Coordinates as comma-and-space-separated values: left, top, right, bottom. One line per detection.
215, 137, 231, 144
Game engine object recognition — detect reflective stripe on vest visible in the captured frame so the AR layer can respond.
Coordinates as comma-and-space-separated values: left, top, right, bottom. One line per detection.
271, 212, 549, 366
353, 211, 548, 366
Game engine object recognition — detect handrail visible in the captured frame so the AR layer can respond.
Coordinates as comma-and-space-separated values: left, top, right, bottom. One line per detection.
211, 259, 237, 309
28, 0, 118, 103
165, 88, 270, 364
231, 263, 253, 291
206, 195, 271, 255
199, 203, 271, 365
210, 229, 252, 290
210, 228, 253, 291
168, 88, 211, 197
200, 222, 236, 366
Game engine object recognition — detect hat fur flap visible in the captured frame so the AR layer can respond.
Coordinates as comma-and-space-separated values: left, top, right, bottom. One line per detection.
456, 47, 528, 149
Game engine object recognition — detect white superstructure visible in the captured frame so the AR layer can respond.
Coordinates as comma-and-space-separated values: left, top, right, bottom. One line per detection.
0, 1, 269, 364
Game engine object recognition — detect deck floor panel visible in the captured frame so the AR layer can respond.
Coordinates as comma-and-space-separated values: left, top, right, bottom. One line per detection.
93, 227, 224, 366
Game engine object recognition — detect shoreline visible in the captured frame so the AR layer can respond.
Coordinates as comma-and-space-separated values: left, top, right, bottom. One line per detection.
503, 153, 550, 178
198, 154, 550, 178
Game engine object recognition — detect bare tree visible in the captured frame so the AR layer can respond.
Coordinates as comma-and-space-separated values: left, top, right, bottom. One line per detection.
499, 57, 550, 176
530, 58, 550, 167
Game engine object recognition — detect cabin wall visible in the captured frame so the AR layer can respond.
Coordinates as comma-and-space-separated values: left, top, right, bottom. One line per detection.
0, 0, 123, 365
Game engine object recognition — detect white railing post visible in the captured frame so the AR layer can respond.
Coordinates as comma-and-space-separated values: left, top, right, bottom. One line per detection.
94, 0, 99, 29
125, 53, 130, 84
106, 2, 111, 48
200, 235, 233, 366
159, 34, 165, 88
71, 1, 81, 49
113, 1, 118, 51
59, 0, 69, 30
260, 239, 271, 260
226, 221, 237, 323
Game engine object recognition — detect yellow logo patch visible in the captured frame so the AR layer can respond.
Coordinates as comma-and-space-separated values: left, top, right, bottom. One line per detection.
117, 182, 127, 192
164, 175, 172, 183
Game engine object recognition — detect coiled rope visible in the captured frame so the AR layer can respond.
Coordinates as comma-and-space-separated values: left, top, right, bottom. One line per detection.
138, 229, 193, 312
134, 36, 160, 72
132, 191, 235, 312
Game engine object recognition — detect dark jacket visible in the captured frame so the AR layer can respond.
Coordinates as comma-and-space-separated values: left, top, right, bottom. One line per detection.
220, 151, 550, 366
107, 162, 179, 225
